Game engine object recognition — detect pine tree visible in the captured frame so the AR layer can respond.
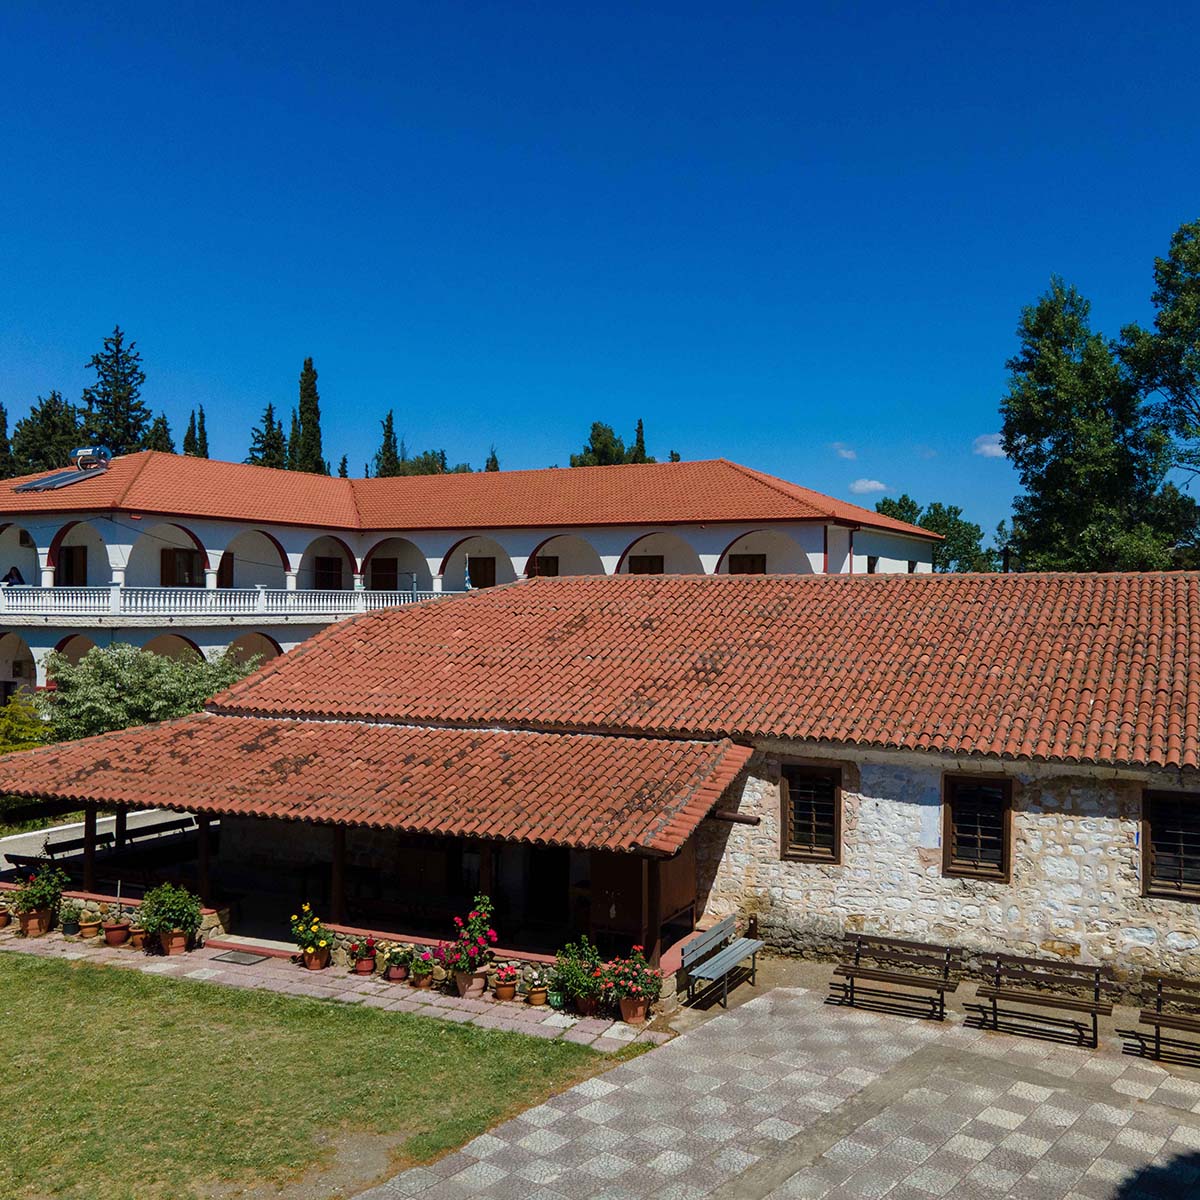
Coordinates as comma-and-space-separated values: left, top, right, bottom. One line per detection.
12, 392, 83, 474
484, 445, 500, 472
196, 406, 209, 457
81, 326, 149, 455
293, 357, 327, 474
629, 419, 650, 463
287, 409, 302, 470
374, 411, 401, 477
182, 411, 198, 455
337, 455, 349, 478
144, 414, 175, 452
247, 403, 287, 468
0, 404, 15, 478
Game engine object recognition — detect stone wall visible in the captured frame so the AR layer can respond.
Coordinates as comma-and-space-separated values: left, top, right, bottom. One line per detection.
697, 745, 1200, 985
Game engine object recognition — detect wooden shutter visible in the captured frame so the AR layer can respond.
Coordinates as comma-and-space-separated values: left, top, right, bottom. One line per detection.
943, 778, 1010, 879
1145, 791, 1200, 899
370, 557, 399, 591
468, 557, 496, 588
781, 765, 841, 862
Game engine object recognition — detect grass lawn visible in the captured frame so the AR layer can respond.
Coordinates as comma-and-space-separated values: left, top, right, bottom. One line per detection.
0, 808, 85, 838
0, 953, 616, 1200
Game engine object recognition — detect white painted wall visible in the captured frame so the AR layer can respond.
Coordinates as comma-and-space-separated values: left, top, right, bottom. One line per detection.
221, 530, 288, 589
0, 525, 39, 585
125, 522, 201, 587
853, 529, 933, 574
361, 537, 434, 590
441, 536, 518, 590
715, 528, 816, 574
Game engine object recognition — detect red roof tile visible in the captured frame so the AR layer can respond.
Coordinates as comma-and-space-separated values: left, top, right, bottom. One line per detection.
0, 715, 750, 854
0, 452, 936, 538
210, 572, 1200, 771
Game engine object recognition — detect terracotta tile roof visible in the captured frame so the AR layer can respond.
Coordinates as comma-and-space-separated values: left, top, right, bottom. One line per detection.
0, 451, 936, 539
211, 572, 1200, 771
0, 715, 749, 854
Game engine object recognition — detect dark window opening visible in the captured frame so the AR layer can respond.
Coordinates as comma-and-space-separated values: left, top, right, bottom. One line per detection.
728, 554, 767, 575
313, 555, 344, 591
160, 547, 203, 588
943, 777, 1011, 879
370, 557, 399, 591
57, 545, 87, 587
216, 550, 234, 589
908, 560, 917, 574
468, 556, 497, 588
627, 555, 664, 575
531, 555, 559, 577
781, 764, 841, 862
867, 555, 879, 574
1145, 791, 1200, 900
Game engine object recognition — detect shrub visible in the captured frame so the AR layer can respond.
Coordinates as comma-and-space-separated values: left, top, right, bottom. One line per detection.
379, 944, 413, 971
138, 883, 203, 936
553, 934, 604, 1002
409, 947, 434, 976
602, 945, 663, 1003
433, 894, 498, 974
8, 864, 68, 914
289, 903, 333, 954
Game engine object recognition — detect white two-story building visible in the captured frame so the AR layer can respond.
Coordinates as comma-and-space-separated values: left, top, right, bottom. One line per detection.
0, 450, 937, 690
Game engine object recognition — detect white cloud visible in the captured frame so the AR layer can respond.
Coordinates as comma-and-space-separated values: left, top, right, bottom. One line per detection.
916, 445, 938, 460
973, 433, 1005, 459
831, 442, 857, 460
849, 478, 888, 495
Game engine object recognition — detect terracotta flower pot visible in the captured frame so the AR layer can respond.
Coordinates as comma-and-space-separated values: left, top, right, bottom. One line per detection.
384, 964, 408, 982
494, 982, 517, 1001
353, 957, 377, 975
576, 995, 599, 1016
61, 918, 81, 937
410, 973, 433, 988
159, 929, 189, 956
103, 921, 131, 947
0, 909, 12, 929
455, 969, 488, 998
302, 947, 330, 971
527, 987, 548, 1007
78, 918, 101, 939
19, 908, 53, 938
129, 927, 148, 950
619, 996, 650, 1025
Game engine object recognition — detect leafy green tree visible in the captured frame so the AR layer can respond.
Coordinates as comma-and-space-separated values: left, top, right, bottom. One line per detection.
876, 494, 993, 571
1001, 277, 1193, 570
12, 392, 83, 474
0, 693, 48, 754
292, 357, 328, 474
337, 454, 349, 478
144, 413, 175, 452
247, 402, 287, 468
39, 643, 257, 742
81, 326, 149, 455
484, 445, 500, 472
570, 419, 657, 466
286, 408, 301, 470
374, 411, 401, 477
182, 406, 209, 457
0, 404, 15, 478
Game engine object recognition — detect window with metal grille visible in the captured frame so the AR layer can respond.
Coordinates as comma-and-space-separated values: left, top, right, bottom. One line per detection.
781, 764, 841, 862
1144, 791, 1200, 900
627, 555, 664, 575
943, 778, 1010, 879
728, 553, 767, 575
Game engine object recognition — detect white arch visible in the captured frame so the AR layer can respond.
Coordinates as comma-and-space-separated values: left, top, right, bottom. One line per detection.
125, 522, 208, 588
441, 535, 517, 590
218, 529, 289, 589
616, 531, 703, 575
362, 536, 434, 591
0, 524, 39, 587
715, 528, 814, 574
0, 632, 36, 696
523, 534, 606, 578
298, 535, 358, 591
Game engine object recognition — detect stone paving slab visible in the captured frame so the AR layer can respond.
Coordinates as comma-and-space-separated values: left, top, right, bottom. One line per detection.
0, 925, 665, 1047
360, 987, 1200, 1200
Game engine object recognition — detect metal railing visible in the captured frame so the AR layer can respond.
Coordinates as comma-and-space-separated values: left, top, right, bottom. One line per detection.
0, 585, 454, 618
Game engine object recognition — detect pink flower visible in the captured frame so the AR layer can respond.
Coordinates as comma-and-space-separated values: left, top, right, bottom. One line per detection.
420, 950, 431, 961
469, 911, 479, 919
488, 930, 498, 943
476, 935, 486, 946
467, 945, 477, 957
453, 916, 463, 927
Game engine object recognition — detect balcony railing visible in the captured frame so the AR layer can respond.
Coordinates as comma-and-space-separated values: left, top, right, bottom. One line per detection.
0, 585, 455, 619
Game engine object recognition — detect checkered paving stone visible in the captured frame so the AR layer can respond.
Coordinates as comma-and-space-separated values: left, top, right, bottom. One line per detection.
355, 986, 1200, 1200
0, 926, 666, 1049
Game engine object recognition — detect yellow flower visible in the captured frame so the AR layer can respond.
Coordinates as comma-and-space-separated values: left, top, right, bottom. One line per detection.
291, 914, 298, 921
302, 903, 311, 911
318, 939, 327, 947
305, 945, 315, 953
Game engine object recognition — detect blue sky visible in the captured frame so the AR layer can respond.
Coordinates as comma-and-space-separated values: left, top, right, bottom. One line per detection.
2, 3, 1198, 536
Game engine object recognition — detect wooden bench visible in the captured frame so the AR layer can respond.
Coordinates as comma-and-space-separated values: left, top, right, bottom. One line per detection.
682, 915, 765, 1008
1123, 975, 1200, 1064
831, 933, 961, 1020
975, 953, 1115, 1049
45, 831, 116, 858
123, 815, 197, 844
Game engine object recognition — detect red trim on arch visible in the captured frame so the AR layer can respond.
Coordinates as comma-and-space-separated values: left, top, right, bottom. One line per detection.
361, 536, 422, 574
144, 633, 205, 659
53, 634, 98, 655
614, 531, 702, 575
713, 529, 775, 575
232, 631, 283, 658
46, 521, 83, 568
228, 528, 289, 572
302, 534, 359, 576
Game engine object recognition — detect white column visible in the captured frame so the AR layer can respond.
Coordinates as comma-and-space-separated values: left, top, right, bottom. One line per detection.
353, 572, 365, 591
285, 570, 298, 591
111, 566, 125, 587
204, 567, 219, 590
40, 565, 54, 588
432, 574, 444, 593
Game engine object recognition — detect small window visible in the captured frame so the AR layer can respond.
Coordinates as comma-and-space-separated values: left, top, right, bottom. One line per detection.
627, 555, 664, 575
907, 560, 917, 574
531, 555, 559, 577
866, 555, 879, 575
370, 557, 399, 591
1144, 791, 1200, 900
313, 555, 344, 591
943, 777, 1011, 879
728, 554, 767, 575
18, 530, 34, 549
160, 548, 202, 588
781, 764, 841, 862
57, 545, 87, 587
467, 556, 497, 588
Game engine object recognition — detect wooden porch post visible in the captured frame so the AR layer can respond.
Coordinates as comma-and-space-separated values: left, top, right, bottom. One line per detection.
196, 813, 212, 904
82, 803, 97, 893
331, 826, 346, 923
644, 856, 663, 967
114, 808, 127, 850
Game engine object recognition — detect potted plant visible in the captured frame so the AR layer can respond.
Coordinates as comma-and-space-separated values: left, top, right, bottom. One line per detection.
128, 911, 148, 950
59, 899, 82, 937
0, 902, 9, 930
526, 967, 550, 1007
78, 911, 102, 939
290, 904, 332, 969
347, 937, 378, 975
553, 935, 604, 1015
493, 962, 519, 1001
409, 949, 434, 988
139, 883, 202, 955
433, 894, 498, 998
603, 945, 663, 1025
8, 864, 68, 937
102, 905, 132, 947
380, 944, 412, 982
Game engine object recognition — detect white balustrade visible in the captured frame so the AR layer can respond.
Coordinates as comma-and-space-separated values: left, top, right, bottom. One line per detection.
0, 585, 452, 619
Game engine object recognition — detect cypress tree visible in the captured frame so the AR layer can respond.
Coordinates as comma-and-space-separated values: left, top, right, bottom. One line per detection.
0, 404, 15, 478
287, 409, 302, 470
337, 455, 349, 478
484, 445, 500, 472
196, 406, 209, 457
83, 326, 150, 455
182, 411, 198, 455
145, 414, 176, 452
629, 419, 649, 463
247, 403, 287, 468
293, 357, 327, 474
374, 411, 401, 477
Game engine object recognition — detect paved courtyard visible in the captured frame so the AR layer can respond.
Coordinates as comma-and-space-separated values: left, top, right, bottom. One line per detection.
363, 986, 1200, 1200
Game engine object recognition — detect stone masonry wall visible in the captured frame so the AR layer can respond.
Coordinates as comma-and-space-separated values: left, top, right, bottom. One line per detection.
697, 746, 1200, 986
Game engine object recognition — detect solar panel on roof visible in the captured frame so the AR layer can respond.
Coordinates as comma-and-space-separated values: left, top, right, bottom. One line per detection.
13, 466, 109, 492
